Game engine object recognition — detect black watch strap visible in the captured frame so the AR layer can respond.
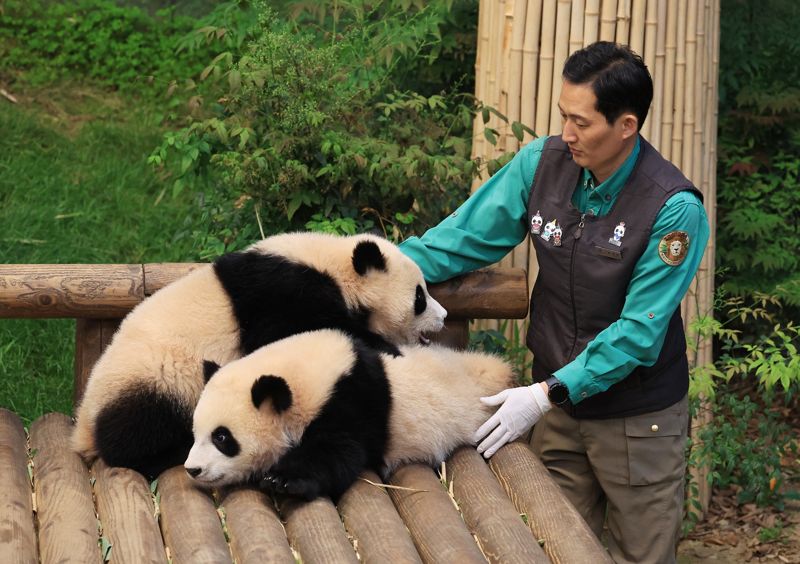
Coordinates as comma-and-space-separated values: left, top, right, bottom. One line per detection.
545, 376, 570, 405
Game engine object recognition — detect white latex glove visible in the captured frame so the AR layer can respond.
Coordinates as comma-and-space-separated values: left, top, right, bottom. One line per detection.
474, 383, 552, 458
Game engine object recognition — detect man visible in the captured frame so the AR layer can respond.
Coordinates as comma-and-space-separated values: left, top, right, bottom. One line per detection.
400, 41, 709, 563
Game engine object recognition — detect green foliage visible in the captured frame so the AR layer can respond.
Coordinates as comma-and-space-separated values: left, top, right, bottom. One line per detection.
469, 321, 532, 386
0, 0, 212, 92
689, 393, 796, 510
151, 1, 507, 257
688, 292, 800, 400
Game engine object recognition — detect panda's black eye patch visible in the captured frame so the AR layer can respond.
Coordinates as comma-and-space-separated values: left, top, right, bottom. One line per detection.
414, 285, 427, 316
211, 426, 240, 457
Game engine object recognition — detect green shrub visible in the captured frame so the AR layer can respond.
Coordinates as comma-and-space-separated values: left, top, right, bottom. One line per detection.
151, 1, 512, 258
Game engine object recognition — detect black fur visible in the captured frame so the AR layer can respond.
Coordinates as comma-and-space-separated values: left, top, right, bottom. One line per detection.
214, 250, 401, 357
258, 340, 391, 502
251, 375, 292, 413
351, 240, 387, 275
94, 384, 193, 479
211, 426, 240, 457
203, 360, 221, 382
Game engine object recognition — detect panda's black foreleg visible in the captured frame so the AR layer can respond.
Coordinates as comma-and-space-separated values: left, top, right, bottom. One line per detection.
259, 433, 368, 502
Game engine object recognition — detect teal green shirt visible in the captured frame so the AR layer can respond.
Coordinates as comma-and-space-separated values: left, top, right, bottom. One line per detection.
400, 136, 710, 404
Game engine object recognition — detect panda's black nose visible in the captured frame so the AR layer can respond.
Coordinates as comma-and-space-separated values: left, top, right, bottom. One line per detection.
185, 466, 202, 478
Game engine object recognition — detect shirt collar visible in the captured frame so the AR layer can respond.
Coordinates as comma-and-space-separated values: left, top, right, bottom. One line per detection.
580, 136, 641, 197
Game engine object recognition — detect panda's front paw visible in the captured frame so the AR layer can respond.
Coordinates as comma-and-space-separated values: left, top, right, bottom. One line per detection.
260, 471, 321, 501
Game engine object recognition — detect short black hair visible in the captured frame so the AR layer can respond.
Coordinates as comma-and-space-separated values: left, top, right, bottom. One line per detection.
562, 41, 653, 130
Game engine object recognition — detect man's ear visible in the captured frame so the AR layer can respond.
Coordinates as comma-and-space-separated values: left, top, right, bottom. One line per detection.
620, 113, 638, 139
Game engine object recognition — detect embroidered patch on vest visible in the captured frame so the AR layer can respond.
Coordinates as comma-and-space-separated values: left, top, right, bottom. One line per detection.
658, 231, 690, 266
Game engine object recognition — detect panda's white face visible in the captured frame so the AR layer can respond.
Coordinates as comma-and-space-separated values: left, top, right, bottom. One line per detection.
355, 238, 447, 345
185, 332, 355, 487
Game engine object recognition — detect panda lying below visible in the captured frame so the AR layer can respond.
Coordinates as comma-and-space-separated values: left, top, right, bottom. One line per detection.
186, 328, 514, 501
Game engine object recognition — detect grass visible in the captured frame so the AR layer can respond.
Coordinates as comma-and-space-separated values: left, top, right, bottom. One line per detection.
0, 84, 198, 425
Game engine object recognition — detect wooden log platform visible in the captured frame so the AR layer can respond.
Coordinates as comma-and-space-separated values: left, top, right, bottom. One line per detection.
0, 264, 612, 562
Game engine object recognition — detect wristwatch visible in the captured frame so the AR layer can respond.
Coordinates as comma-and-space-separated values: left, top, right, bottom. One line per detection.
544, 376, 570, 406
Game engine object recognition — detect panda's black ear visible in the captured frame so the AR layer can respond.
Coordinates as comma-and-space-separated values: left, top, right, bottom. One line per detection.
352, 240, 387, 275
251, 375, 293, 413
203, 360, 221, 383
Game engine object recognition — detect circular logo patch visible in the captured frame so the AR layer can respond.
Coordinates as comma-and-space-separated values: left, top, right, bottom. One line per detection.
658, 231, 690, 266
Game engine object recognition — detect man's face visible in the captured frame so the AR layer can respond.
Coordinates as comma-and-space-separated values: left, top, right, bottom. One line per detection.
558, 80, 637, 182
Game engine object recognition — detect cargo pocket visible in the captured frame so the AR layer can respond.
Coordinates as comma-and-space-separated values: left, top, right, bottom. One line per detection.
625, 407, 687, 486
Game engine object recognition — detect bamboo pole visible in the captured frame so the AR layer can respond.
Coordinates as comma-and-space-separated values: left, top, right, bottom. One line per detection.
549, 0, 572, 133
671, 0, 688, 166
535, 0, 557, 136
507, 0, 529, 155
645, 0, 664, 147
692, 0, 707, 186
659, 0, 678, 159
569, 0, 586, 57
521, 0, 543, 142
471, 0, 490, 188
681, 0, 697, 182
600, 0, 618, 41
584, 0, 601, 46
629, 0, 646, 55
615, 0, 630, 45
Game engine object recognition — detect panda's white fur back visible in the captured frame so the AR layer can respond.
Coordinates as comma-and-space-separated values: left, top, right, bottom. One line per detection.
382, 344, 513, 473
72, 266, 240, 460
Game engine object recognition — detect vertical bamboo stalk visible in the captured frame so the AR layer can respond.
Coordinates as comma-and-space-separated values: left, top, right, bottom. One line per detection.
600, 0, 618, 41
659, 0, 678, 159
615, 0, 631, 44
643, 0, 662, 144
535, 0, 557, 136
681, 0, 697, 181
549, 0, 573, 133
471, 0, 491, 189
671, 0, 688, 166
521, 0, 544, 142
569, 0, 586, 55
584, 0, 601, 46
692, 0, 707, 186
629, 0, 646, 53
507, 0, 529, 155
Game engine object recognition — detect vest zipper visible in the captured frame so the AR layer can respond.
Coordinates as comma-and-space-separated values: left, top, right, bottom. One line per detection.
568, 213, 586, 359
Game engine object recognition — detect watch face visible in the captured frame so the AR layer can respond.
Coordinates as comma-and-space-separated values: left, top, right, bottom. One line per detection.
549, 382, 569, 404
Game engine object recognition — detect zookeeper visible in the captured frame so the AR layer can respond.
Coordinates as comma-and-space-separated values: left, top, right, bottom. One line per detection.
399, 41, 710, 564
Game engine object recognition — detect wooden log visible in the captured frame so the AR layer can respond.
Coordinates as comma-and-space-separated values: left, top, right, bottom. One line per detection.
338, 471, 422, 564
447, 447, 548, 563
157, 466, 231, 564
388, 464, 485, 564
91, 460, 165, 564
30, 413, 101, 564
489, 441, 612, 564
220, 487, 294, 564
0, 264, 143, 318
281, 497, 359, 564
0, 409, 37, 564
0, 266, 528, 321
142, 263, 202, 296
74, 318, 119, 406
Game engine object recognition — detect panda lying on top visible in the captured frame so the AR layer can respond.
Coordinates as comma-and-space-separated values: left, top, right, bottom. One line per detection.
72, 232, 447, 479
186, 328, 514, 501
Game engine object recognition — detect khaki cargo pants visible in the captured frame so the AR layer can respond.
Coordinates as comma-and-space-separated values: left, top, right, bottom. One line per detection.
531, 395, 688, 564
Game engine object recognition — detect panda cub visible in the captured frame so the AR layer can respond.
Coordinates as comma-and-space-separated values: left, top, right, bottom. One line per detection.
185, 328, 514, 501
72, 232, 446, 478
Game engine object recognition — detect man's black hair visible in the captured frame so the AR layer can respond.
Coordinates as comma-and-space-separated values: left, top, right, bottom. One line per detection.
562, 41, 653, 130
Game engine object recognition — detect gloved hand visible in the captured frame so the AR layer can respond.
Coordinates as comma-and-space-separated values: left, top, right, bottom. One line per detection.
474, 383, 552, 458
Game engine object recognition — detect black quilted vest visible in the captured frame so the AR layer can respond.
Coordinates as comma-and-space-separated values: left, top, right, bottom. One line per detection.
526, 136, 703, 419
